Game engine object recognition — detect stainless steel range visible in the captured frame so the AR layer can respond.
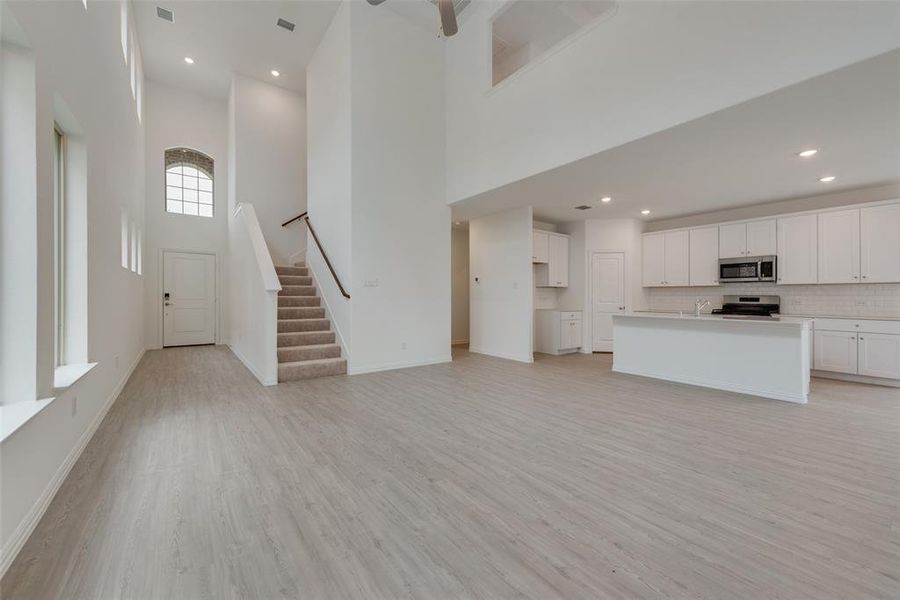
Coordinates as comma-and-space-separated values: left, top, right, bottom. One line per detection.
711, 295, 781, 318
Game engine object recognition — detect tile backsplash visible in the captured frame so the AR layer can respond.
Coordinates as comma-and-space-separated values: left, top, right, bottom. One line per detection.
647, 283, 900, 318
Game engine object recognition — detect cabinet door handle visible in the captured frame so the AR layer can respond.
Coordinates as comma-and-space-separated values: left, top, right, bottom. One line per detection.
859, 336, 864, 340
862, 275, 867, 279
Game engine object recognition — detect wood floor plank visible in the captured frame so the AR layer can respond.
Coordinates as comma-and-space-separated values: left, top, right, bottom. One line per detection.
2, 346, 898, 599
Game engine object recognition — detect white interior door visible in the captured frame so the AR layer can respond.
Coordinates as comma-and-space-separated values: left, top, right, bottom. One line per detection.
163, 251, 216, 347
592, 252, 625, 352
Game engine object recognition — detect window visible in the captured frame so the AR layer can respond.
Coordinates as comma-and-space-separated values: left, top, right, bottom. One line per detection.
165, 148, 214, 217
53, 125, 66, 365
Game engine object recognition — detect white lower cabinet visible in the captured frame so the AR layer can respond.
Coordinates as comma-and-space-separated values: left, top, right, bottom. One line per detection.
814, 330, 858, 374
534, 310, 582, 355
813, 319, 900, 380
858, 333, 900, 379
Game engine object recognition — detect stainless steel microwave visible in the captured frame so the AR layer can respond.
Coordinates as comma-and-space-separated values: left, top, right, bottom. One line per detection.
718, 255, 777, 283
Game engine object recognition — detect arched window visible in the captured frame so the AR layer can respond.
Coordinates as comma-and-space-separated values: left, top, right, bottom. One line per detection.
165, 147, 214, 217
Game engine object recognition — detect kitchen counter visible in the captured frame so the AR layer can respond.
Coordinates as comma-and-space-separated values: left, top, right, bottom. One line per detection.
612, 313, 811, 403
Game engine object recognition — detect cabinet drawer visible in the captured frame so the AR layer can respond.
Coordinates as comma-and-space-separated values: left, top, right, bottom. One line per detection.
815, 318, 900, 334
559, 311, 582, 321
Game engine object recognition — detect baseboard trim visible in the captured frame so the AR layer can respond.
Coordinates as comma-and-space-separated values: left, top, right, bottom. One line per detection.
349, 355, 452, 376
612, 364, 808, 404
0, 349, 146, 579
228, 344, 277, 386
468, 346, 534, 364
812, 370, 900, 388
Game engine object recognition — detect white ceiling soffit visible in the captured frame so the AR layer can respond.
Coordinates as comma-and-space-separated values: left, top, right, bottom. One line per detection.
133, 1, 341, 99
450, 49, 900, 224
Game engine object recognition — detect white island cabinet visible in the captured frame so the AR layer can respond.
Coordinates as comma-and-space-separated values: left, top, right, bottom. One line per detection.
612, 314, 812, 403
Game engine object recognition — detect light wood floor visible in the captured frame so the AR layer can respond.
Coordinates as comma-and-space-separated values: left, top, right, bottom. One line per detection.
3, 347, 898, 599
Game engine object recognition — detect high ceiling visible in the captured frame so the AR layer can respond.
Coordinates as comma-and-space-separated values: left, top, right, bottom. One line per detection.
450, 49, 900, 224
134, 0, 340, 98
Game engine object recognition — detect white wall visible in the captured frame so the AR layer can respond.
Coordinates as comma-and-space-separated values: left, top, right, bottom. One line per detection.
469, 206, 534, 362
444, 1, 900, 203
1, 42, 37, 403
306, 1, 352, 353
1, 0, 145, 573
348, 1, 450, 374
231, 75, 307, 266
306, 2, 451, 374
451, 226, 469, 344
143, 80, 228, 348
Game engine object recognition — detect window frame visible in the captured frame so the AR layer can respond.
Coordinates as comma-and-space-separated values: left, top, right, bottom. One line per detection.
164, 148, 215, 218
53, 124, 66, 367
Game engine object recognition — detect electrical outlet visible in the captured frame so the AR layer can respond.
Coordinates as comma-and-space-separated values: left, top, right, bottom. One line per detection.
71, 396, 78, 416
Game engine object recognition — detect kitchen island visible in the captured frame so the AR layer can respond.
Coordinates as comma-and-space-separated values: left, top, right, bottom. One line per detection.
612, 313, 813, 403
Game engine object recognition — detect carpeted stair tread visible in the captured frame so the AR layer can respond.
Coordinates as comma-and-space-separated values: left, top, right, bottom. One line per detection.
278, 307, 326, 319
278, 296, 321, 307
277, 318, 331, 333
278, 285, 316, 297
278, 357, 347, 381
278, 343, 342, 363
277, 330, 336, 346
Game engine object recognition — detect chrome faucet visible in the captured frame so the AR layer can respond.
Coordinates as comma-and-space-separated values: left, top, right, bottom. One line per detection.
694, 298, 710, 317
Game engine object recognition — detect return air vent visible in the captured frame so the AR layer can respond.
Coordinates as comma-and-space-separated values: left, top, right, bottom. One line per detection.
575, 205, 592, 210
276, 18, 296, 32
156, 6, 174, 22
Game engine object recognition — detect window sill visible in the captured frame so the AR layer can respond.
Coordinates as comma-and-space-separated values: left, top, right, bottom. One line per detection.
54, 362, 98, 392
1, 397, 55, 443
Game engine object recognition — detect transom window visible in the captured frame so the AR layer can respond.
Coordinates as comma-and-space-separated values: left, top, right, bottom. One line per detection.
165, 147, 214, 217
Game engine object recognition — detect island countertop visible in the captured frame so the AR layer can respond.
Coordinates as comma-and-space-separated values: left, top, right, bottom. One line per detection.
618, 312, 813, 328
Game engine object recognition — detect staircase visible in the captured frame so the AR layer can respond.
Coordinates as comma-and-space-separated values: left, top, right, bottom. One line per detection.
276, 263, 347, 381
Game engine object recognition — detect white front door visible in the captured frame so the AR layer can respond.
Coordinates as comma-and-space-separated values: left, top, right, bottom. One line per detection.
163, 251, 216, 347
592, 252, 625, 352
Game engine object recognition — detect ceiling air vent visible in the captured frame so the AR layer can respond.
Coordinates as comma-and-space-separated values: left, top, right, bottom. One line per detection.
156, 6, 174, 22
575, 205, 592, 210
276, 18, 296, 32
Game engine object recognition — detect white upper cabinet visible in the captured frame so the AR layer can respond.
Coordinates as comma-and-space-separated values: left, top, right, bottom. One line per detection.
532, 230, 549, 263
777, 214, 817, 284
818, 209, 860, 283
664, 230, 690, 286
642, 231, 688, 287
718, 220, 776, 258
642, 233, 666, 287
689, 226, 719, 286
548, 234, 569, 287
718, 223, 747, 258
861, 204, 900, 283
746, 220, 777, 256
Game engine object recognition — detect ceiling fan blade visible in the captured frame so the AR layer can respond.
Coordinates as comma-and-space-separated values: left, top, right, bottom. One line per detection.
367, 0, 388, 5
438, 0, 458, 36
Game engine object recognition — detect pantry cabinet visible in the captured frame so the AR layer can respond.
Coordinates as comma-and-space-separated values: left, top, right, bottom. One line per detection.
777, 214, 817, 284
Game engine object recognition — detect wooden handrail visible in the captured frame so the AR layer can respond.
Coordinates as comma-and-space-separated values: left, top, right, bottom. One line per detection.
281, 211, 308, 227
284, 212, 350, 299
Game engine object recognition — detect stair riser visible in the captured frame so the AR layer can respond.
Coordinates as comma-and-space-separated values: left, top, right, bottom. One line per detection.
278, 276, 312, 286
277, 331, 336, 347
278, 319, 331, 333
278, 297, 321, 308
278, 286, 316, 297
278, 308, 325, 320
279, 359, 347, 382
274, 267, 309, 276
278, 345, 342, 362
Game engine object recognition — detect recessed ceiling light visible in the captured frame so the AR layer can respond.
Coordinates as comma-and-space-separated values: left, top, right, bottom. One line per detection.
600, 196, 612, 203
641, 209, 651, 215
798, 149, 818, 158
183, 57, 194, 64
271, 70, 280, 77
819, 176, 836, 183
